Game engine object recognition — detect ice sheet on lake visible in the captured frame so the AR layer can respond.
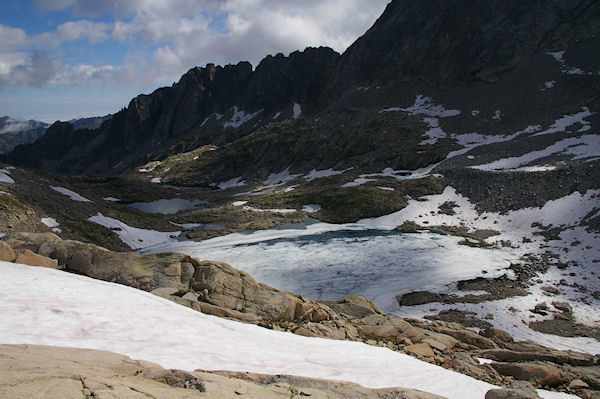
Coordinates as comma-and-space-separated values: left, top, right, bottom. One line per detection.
0, 261, 529, 399
51, 186, 92, 202
87, 212, 180, 250
150, 228, 513, 311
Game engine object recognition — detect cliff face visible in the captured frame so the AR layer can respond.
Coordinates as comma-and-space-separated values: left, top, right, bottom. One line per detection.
328, 0, 600, 90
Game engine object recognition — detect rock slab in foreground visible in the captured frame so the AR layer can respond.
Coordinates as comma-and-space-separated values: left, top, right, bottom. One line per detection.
0, 344, 446, 399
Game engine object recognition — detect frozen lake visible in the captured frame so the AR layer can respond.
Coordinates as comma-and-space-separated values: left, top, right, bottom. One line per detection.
147, 223, 515, 311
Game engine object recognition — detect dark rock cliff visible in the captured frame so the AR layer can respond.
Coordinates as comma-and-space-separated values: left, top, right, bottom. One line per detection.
328, 0, 600, 91
4, 47, 338, 174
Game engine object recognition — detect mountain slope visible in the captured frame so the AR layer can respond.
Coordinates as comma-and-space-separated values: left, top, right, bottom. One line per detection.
327, 0, 600, 90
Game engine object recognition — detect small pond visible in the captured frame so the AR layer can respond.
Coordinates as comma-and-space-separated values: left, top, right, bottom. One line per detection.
126, 198, 205, 214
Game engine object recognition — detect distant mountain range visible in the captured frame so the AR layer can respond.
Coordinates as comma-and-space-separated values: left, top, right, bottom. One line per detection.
0, 114, 112, 154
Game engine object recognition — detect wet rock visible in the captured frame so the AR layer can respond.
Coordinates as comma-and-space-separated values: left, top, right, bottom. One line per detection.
398, 291, 444, 306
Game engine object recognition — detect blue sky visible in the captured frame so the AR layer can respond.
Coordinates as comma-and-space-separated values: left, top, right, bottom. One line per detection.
0, 0, 389, 123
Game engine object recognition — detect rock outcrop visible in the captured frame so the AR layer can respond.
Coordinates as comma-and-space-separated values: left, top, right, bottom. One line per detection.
0, 344, 444, 399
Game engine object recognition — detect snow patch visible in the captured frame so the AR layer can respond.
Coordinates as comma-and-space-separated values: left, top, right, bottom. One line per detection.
533, 107, 592, 136
218, 177, 246, 190
342, 177, 378, 188
41, 217, 62, 233
304, 168, 351, 182
103, 197, 120, 202
471, 135, 600, 171
51, 186, 92, 203
223, 106, 263, 128
492, 110, 502, 120
292, 103, 302, 119
380, 95, 461, 117
87, 212, 180, 250
420, 117, 447, 145
232, 201, 248, 207
263, 167, 302, 187
302, 204, 321, 213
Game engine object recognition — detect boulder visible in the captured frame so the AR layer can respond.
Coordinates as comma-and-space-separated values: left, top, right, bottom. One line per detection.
480, 328, 514, 344
164, 262, 182, 276
485, 381, 541, 399
321, 295, 383, 319
438, 327, 498, 349
478, 349, 596, 367
14, 249, 58, 269
490, 362, 567, 387
0, 241, 15, 262
569, 379, 589, 390
404, 343, 435, 359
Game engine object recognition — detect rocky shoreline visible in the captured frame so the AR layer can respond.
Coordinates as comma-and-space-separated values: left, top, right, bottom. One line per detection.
1, 232, 598, 398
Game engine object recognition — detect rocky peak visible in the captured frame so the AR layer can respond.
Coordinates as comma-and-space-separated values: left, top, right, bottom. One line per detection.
329, 0, 600, 91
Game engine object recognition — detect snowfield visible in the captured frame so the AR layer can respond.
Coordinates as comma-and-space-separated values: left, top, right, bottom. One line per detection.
0, 262, 577, 399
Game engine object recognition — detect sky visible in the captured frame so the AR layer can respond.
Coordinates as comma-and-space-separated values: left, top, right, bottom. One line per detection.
0, 0, 390, 123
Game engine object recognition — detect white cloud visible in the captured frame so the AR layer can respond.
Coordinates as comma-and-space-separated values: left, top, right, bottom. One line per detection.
4, 1, 390, 102
0, 51, 60, 88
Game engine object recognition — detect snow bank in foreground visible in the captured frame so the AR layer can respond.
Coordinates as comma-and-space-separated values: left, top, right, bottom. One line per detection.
87, 212, 180, 250
51, 186, 92, 202
0, 262, 576, 399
